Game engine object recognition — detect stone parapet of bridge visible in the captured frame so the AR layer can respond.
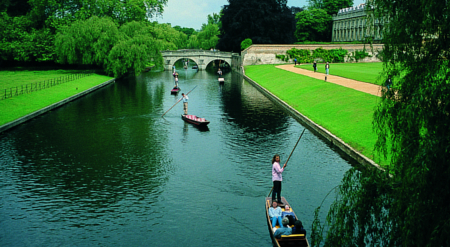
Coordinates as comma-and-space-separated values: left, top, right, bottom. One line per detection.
241, 44, 384, 66
161, 49, 238, 71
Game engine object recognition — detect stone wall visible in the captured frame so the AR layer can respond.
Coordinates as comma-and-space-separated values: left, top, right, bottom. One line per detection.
240, 44, 384, 66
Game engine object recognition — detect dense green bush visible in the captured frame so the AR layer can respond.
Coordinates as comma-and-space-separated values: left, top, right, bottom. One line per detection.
286, 48, 314, 63
276, 47, 355, 63
329, 48, 348, 63
351, 49, 371, 62
241, 38, 253, 50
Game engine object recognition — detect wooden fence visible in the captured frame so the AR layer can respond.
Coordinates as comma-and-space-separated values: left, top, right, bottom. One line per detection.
1, 73, 92, 100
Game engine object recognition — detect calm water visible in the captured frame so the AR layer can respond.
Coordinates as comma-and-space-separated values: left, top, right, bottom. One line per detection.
0, 67, 354, 246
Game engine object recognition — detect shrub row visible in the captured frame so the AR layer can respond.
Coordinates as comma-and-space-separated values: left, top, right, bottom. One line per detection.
277, 47, 371, 63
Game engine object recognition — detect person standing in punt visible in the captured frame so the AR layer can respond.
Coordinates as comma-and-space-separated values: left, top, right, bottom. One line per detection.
272, 154, 286, 205
181, 93, 189, 115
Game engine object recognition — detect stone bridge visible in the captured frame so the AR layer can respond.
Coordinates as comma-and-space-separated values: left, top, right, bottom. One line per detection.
161, 49, 237, 70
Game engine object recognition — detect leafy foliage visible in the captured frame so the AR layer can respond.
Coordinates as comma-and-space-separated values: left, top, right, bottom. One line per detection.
240, 38, 253, 50
0, 12, 54, 63
296, 0, 353, 42
217, 0, 295, 52
173, 26, 196, 38
311, 0, 450, 246
0, 0, 169, 69
322, 0, 354, 15
186, 14, 220, 50
295, 8, 332, 42
55, 18, 165, 77
351, 49, 370, 62
276, 47, 349, 63
55, 16, 120, 66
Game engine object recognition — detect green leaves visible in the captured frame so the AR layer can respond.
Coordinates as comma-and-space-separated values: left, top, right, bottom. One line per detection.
240, 38, 253, 50
313, 0, 450, 246
54, 17, 173, 77
295, 8, 332, 42
218, 0, 295, 52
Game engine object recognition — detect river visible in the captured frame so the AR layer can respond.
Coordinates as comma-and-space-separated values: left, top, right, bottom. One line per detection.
0, 66, 355, 246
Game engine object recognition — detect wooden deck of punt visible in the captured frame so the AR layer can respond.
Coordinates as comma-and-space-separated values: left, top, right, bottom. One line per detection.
265, 197, 310, 247
181, 114, 210, 127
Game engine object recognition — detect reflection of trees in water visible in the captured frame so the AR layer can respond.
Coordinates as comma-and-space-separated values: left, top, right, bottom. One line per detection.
6, 76, 172, 209
218, 72, 296, 167
221, 72, 291, 135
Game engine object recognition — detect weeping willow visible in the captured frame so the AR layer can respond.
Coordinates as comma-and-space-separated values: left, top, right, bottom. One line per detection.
311, 0, 450, 246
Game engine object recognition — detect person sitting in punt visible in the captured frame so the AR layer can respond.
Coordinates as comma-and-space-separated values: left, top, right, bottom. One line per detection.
274, 217, 292, 238
269, 201, 283, 231
292, 220, 307, 235
282, 204, 296, 225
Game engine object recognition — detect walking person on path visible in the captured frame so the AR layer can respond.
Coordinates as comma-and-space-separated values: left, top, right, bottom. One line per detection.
181, 93, 189, 115
325, 62, 330, 81
313, 61, 317, 72
294, 58, 297, 66
272, 154, 287, 205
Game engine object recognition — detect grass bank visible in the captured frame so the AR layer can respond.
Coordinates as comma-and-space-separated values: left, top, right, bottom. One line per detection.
297, 62, 384, 84
245, 64, 388, 167
0, 72, 113, 126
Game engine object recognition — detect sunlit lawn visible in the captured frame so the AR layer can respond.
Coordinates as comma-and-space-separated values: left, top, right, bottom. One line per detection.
0, 72, 113, 126
297, 62, 384, 84
245, 64, 388, 167
0, 69, 94, 89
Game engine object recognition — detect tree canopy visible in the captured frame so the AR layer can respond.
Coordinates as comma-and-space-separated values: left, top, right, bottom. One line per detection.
296, 0, 352, 42
0, 0, 194, 77
217, 0, 295, 52
295, 8, 332, 42
311, 0, 450, 246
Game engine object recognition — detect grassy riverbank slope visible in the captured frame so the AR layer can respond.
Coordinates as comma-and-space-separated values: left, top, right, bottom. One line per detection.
0, 71, 113, 126
245, 64, 388, 167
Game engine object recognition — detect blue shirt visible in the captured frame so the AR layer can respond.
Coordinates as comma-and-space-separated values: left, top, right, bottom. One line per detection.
182, 95, 189, 103
274, 226, 292, 238
269, 206, 282, 218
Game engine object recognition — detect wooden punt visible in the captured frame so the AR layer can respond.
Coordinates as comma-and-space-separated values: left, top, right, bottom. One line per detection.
265, 197, 310, 247
181, 114, 210, 126
171, 87, 180, 94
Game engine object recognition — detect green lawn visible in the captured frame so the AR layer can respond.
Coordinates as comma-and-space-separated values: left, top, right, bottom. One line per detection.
245, 64, 388, 167
0, 69, 94, 89
0, 73, 113, 126
297, 62, 384, 84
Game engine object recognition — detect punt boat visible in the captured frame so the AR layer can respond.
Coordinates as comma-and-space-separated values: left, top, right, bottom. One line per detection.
265, 197, 310, 247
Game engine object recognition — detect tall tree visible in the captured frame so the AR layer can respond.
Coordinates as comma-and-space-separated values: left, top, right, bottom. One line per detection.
322, 0, 353, 16
173, 25, 196, 38
311, 0, 450, 246
295, 8, 332, 42
217, 0, 295, 52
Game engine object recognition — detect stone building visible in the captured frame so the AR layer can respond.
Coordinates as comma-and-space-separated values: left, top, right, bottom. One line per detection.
332, 3, 385, 42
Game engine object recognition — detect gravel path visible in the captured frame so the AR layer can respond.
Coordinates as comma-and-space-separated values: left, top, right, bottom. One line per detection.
276, 64, 383, 97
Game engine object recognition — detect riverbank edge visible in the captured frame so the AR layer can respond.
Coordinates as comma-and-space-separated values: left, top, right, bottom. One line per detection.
241, 68, 383, 171
0, 78, 115, 134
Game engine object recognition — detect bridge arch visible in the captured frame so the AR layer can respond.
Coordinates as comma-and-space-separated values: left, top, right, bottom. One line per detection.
161, 49, 235, 71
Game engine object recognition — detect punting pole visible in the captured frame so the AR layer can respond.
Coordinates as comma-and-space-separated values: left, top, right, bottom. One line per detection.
268, 128, 306, 197
161, 85, 198, 117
